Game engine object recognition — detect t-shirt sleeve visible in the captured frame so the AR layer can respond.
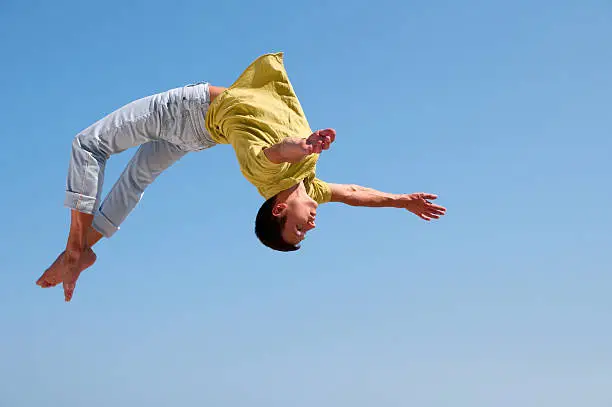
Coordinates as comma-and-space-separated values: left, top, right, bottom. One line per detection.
307, 177, 332, 204
230, 132, 290, 180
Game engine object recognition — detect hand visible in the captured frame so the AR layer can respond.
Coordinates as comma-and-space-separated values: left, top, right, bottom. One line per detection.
306, 128, 336, 154
399, 193, 447, 221
269, 128, 337, 164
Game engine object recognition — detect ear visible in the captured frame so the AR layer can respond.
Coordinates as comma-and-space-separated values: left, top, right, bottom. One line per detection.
271, 202, 288, 217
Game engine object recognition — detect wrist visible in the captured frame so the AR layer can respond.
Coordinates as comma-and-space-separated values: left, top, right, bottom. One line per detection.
263, 144, 284, 164
268, 138, 309, 164
393, 194, 411, 208
280, 137, 308, 162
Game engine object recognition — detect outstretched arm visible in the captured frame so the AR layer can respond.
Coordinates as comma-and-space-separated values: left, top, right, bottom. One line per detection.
264, 129, 336, 164
328, 183, 447, 221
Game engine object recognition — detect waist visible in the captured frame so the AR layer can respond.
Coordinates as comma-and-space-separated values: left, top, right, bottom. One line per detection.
179, 83, 216, 147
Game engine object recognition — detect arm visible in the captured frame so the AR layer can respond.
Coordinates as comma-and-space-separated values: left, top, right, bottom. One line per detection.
264, 129, 336, 164
329, 183, 447, 221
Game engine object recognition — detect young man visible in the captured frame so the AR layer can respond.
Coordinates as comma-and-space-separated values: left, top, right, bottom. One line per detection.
37, 52, 447, 302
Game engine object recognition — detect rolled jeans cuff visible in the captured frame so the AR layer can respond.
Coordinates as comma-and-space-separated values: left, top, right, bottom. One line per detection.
64, 191, 96, 214
92, 209, 120, 238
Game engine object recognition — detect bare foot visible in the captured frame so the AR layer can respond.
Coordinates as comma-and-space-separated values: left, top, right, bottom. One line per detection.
63, 249, 95, 302
36, 248, 97, 288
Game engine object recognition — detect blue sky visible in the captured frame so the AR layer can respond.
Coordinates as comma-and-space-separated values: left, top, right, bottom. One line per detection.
1, 1, 611, 406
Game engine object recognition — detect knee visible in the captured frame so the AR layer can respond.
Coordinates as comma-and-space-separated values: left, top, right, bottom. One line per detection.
72, 133, 109, 162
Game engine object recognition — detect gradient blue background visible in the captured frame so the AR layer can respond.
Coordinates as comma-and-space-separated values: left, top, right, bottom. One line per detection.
1, 1, 610, 406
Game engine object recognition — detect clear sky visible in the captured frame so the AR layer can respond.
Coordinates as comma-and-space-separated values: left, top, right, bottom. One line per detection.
1, 1, 611, 406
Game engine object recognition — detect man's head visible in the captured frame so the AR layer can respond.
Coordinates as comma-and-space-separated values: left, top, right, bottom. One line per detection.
255, 188, 318, 251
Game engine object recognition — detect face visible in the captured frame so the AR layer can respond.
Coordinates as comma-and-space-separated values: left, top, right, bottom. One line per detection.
273, 194, 319, 245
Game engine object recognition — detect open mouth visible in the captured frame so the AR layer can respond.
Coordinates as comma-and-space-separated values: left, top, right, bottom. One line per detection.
307, 214, 316, 228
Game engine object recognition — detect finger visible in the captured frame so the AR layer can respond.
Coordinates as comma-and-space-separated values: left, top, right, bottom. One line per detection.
427, 203, 446, 212
424, 212, 440, 219
320, 128, 336, 142
418, 213, 431, 221
426, 205, 446, 214
420, 193, 438, 200
307, 133, 319, 145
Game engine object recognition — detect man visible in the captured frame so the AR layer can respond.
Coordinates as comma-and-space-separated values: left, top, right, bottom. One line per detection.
37, 52, 447, 302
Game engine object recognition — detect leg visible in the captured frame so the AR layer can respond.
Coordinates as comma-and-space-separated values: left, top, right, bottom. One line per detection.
62, 141, 189, 300
38, 141, 188, 295
92, 140, 189, 238
40, 93, 169, 300
40, 84, 213, 301
36, 225, 103, 288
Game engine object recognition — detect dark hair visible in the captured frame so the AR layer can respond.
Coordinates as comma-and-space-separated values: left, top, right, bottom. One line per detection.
255, 195, 300, 252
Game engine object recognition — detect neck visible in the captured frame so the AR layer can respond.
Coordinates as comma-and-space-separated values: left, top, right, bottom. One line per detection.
276, 181, 305, 203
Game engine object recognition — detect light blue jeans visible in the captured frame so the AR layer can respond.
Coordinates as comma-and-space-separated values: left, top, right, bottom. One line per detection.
64, 83, 216, 238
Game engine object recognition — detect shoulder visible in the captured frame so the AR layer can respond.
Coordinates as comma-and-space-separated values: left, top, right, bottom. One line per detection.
307, 177, 333, 204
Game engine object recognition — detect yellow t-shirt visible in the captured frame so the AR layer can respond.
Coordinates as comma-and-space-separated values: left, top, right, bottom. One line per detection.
204, 52, 331, 204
